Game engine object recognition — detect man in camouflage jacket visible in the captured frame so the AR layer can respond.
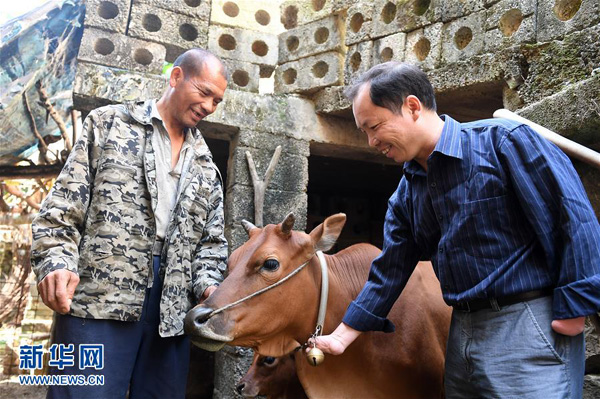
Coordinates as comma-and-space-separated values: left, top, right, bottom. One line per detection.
31, 49, 228, 399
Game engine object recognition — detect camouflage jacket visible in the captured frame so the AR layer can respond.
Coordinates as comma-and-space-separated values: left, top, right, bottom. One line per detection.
31, 100, 227, 337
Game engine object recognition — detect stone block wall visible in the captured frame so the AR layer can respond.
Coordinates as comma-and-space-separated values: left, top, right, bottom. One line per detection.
71, 0, 600, 398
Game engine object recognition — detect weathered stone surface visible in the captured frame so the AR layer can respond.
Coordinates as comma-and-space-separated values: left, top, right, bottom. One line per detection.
228, 146, 309, 192
517, 75, 600, 151
345, 41, 373, 85
518, 25, 600, 107
237, 129, 310, 156
77, 28, 167, 73
278, 15, 344, 64
312, 86, 352, 116
372, 32, 406, 65
441, 0, 485, 22
404, 22, 443, 71
371, 0, 441, 39
584, 374, 600, 399
429, 50, 523, 94
83, 0, 131, 33
128, 3, 209, 57
274, 52, 343, 94
221, 58, 260, 93
440, 11, 486, 65
225, 184, 308, 232
208, 25, 279, 67
211, 0, 285, 34
280, 0, 334, 28
484, 0, 536, 52
73, 62, 166, 113
133, 0, 211, 19
213, 346, 254, 399
536, 0, 600, 43
345, 2, 374, 46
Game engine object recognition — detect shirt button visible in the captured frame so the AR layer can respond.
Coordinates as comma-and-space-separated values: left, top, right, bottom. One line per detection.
430, 182, 437, 188
439, 248, 444, 254
438, 215, 443, 221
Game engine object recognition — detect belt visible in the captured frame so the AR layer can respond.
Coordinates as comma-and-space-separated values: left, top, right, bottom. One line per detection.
452, 288, 553, 313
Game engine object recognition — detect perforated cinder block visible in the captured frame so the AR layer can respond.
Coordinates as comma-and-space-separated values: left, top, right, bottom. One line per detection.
208, 25, 278, 67
77, 27, 166, 74
372, 32, 406, 65
441, 0, 485, 22
484, 0, 536, 52
211, 0, 285, 34
345, 3, 373, 46
280, 0, 334, 29
279, 15, 343, 64
128, 3, 209, 63
371, 0, 441, 40
221, 59, 260, 92
84, 0, 131, 33
344, 41, 373, 85
274, 52, 343, 94
440, 11, 486, 65
404, 23, 442, 71
133, 0, 211, 19
536, 0, 600, 42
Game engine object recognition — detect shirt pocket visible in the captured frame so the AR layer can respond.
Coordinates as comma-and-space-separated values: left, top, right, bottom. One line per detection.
458, 194, 512, 259
94, 161, 139, 216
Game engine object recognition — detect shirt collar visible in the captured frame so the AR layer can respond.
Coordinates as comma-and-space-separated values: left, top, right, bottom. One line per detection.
433, 114, 463, 160
403, 114, 463, 177
150, 100, 195, 150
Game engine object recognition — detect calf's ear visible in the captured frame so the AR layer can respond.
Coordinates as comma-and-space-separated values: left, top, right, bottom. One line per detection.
309, 213, 346, 252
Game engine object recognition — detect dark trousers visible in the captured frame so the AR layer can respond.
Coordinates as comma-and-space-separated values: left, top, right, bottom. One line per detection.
47, 256, 190, 399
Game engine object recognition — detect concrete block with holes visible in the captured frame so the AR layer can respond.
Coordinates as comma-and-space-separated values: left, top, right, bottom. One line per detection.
370, 0, 441, 40
278, 15, 344, 64
344, 41, 373, 85
210, 0, 285, 34
73, 62, 166, 113
208, 25, 278, 68
484, 0, 536, 52
440, 11, 486, 65
280, 0, 334, 29
128, 3, 209, 63
536, 0, 600, 42
441, 0, 485, 22
77, 28, 166, 74
221, 59, 260, 92
332, 0, 355, 14
132, 0, 211, 19
274, 52, 343, 94
372, 32, 406, 66
83, 0, 131, 33
404, 22, 442, 71
345, 3, 374, 46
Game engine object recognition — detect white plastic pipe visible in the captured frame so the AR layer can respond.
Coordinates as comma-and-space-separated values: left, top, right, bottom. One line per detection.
493, 108, 600, 170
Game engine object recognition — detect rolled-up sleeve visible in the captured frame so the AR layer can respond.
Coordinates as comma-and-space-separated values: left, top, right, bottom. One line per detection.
343, 179, 422, 332
500, 125, 600, 320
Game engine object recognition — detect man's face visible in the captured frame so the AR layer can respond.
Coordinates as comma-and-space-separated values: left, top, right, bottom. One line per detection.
171, 62, 227, 128
353, 85, 418, 164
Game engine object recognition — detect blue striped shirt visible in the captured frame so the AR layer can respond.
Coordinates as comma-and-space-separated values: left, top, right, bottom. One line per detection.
343, 115, 600, 333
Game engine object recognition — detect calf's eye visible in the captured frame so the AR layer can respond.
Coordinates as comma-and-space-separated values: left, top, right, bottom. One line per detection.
262, 356, 276, 365
262, 259, 280, 272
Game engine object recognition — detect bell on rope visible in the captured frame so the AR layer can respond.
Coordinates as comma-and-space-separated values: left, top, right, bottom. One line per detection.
306, 347, 325, 366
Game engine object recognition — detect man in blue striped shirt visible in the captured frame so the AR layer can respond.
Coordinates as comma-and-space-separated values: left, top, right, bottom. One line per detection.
313, 62, 600, 398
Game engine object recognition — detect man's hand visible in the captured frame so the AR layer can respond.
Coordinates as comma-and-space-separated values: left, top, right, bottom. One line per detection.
200, 285, 218, 302
308, 323, 362, 356
552, 317, 585, 336
38, 269, 80, 314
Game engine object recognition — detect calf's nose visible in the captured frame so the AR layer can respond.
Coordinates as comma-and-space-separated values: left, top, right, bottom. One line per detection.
236, 382, 245, 395
184, 306, 214, 334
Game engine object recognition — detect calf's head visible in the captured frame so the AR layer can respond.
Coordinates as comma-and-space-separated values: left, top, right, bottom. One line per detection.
236, 352, 305, 399
184, 213, 346, 356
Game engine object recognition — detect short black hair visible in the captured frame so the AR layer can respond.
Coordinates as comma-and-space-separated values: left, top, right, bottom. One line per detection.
344, 62, 436, 114
172, 48, 229, 81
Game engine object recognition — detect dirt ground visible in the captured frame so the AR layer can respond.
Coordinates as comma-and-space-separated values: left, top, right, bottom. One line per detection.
0, 374, 48, 399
